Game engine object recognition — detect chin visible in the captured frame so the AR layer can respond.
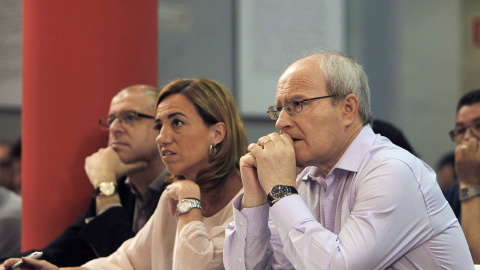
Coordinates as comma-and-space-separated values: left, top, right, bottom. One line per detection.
164, 165, 180, 176
294, 155, 305, 165
293, 145, 307, 158
117, 153, 136, 164
295, 153, 314, 167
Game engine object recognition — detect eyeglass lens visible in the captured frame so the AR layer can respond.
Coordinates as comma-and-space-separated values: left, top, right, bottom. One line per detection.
100, 111, 154, 129
267, 99, 304, 120
450, 122, 480, 141
267, 95, 336, 120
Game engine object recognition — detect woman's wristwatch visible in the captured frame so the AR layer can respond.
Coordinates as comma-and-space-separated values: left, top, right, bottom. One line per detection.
176, 198, 202, 216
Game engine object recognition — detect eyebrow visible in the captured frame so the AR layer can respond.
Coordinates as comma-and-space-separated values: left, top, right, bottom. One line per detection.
107, 110, 136, 117
275, 95, 306, 105
155, 112, 187, 122
456, 117, 480, 126
167, 112, 187, 119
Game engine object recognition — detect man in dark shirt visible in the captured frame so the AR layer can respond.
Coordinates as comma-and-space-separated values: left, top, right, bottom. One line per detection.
1, 84, 168, 266
445, 88, 480, 263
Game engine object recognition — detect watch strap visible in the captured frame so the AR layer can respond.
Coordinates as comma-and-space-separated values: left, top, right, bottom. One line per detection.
93, 182, 117, 197
176, 198, 202, 216
93, 187, 102, 197
268, 185, 298, 207
459, 186, 480, 201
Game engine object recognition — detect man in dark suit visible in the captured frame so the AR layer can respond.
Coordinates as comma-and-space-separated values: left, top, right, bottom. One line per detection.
1, 85, 167, 266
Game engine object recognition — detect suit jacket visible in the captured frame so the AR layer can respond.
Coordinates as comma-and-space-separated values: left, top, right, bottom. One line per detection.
4, 177, 166, 267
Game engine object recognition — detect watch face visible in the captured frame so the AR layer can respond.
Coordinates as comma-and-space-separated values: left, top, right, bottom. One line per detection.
177, 201, 190, 213
459, 186, 480, 201
270, 185, 290, 199
100, 182, 116, 196
176, 199, 202, 215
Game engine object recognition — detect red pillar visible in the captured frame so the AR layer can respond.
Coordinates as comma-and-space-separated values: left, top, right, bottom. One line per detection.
22, 0, 158, 250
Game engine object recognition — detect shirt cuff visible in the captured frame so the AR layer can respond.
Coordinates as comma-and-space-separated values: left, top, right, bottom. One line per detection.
270, 194, 315, 232
233, 193, 270, 237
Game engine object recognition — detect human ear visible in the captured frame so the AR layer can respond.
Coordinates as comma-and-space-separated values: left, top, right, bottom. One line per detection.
210, 122, 227, 145
341, 94, 359, 127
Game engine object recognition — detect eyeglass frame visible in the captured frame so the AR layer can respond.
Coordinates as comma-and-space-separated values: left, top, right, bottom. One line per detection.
448, 122, 480, 142
99, 110, 155, 129
267, 94, 339, 120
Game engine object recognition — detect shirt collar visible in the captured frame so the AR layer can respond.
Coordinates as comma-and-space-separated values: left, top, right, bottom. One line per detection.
126, 169, 169, 200
334, 124, 375, 173
300, 124, 376, 182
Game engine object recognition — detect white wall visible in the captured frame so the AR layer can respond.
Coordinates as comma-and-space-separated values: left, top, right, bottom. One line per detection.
348, 0, 465, 167
397, 1, 462, 167
0, 0, 22, 142
0, 0, 22, 107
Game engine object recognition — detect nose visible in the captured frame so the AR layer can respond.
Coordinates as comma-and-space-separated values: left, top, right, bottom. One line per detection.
109, 117, 125, 133
155, 125, 171, 147
275, 109, 292, 131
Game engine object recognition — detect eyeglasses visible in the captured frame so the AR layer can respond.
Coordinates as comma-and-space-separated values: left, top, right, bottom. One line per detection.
267, 95, 337, 120
99, 110, 155, 129
449, 122, 480, 142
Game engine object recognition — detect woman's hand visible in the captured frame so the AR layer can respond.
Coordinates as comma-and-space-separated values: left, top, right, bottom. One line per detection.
165, 180, 201, 216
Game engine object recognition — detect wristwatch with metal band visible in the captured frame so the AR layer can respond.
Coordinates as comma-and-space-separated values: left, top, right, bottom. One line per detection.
176, 198, 202, 216
93, 182, 117, 197
459, 186, 480, 201
267, 185, 298, 206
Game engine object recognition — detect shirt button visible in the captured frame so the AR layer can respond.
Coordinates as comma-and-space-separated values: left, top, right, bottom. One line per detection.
328, 195, 333, 201
238, 257, 243, 262
239, 221, 244, 226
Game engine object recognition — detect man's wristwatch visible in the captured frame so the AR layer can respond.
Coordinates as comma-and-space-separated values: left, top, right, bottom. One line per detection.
267, 185, 298, 207
459, 186, 480, 201
176, 198, 202, 216
93, 182, 117, 197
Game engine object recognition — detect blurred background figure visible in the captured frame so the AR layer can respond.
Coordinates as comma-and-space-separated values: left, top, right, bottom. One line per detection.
9, 139, 21, 195
372, 119, 418, 157
0, 141, 11, 162
0, 184, 21, 257
0, 139, 22, 256
0, 141, 14, 192
436, 151, 457, 194
445, 88, 480, 263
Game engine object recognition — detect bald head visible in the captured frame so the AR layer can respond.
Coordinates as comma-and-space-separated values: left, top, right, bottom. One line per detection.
278, 55, 325, 97
113, 85, 160, 114
283, 52, 372, 125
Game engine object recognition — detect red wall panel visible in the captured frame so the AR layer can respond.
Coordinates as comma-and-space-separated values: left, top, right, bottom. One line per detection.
22, 0, 158, 249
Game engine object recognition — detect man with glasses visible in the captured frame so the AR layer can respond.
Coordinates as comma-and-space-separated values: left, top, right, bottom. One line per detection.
445, 89, 480, 263
1, 85, 168, 267
224, 52, 474, 269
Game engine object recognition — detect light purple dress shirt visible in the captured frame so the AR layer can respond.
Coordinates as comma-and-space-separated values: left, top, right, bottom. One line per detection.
224, 125, 474, 269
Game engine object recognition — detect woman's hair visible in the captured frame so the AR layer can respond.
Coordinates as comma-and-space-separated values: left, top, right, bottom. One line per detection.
156, 78, 248, 196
